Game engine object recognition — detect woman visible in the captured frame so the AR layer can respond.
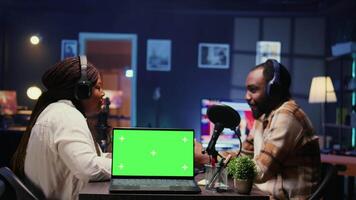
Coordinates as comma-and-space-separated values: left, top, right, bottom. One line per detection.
12, 56, 111, 200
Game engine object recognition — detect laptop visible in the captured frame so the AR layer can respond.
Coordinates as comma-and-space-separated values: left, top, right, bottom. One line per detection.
109, 128, 201, 194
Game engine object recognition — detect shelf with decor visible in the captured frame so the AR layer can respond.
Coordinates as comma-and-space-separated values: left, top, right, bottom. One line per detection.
324, 123, 352, 129
325, 41, 356, 150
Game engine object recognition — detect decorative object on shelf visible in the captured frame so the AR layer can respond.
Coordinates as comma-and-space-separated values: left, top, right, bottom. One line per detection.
331, 41, 356, 57
347, 77, 356, 91
336, 107, 348, 125
351, 112, 356, 128
227, 156, 257, 194
309, 76, 337, 149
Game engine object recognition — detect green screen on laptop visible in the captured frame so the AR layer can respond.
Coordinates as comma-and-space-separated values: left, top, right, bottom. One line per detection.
112, 129, 194, 177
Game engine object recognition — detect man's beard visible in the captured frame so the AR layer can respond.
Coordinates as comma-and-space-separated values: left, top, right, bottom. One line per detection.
251, 97, 271, 119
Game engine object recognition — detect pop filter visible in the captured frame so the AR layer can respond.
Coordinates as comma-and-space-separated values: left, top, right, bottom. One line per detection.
205, 105, 241, 157
207, 105, 241, 130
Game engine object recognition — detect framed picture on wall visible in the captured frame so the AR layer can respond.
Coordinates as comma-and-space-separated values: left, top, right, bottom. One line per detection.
0, 90, 17, 115
198, 43, 229, 69
146, 39, 171, 71
256, 41, 281, 65
61, 40, 78, 60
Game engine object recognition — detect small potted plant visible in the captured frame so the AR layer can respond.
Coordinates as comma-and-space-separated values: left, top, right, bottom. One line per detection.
227, 156, 257, 194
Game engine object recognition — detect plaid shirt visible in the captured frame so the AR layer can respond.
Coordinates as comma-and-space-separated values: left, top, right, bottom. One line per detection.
242, 100, 321, 200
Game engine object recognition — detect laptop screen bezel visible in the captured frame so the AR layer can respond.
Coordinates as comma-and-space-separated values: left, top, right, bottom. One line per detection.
111, 127, 196, 179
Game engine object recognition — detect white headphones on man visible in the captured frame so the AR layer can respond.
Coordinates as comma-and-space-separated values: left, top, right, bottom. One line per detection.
265, 59, 281, 97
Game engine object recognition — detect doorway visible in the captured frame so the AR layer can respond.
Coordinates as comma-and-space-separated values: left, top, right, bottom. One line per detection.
79, 33, 137, 127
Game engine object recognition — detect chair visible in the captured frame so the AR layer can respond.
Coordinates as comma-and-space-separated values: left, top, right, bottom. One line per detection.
308, 163, 346, 200
0, 179, 5, 198
0, 167, 39, 200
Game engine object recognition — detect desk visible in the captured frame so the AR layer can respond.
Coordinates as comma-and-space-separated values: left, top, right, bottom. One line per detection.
321, 154, 356, 176
321, 154, 356, 200
79, 174, 268, 200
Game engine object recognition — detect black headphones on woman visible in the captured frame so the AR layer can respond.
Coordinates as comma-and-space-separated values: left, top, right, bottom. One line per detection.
265, 59, 281, 97
74, 55, 92, 100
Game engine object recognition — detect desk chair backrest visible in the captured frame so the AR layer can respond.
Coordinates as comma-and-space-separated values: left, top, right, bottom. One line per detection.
308, 163, 346, 200
0, 179, 5, 198
0, 167, 39, 200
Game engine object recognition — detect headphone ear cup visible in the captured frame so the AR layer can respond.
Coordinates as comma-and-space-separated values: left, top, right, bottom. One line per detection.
267, 82, 281, 97
75, 55, 92, 100
75, 81, 92, 100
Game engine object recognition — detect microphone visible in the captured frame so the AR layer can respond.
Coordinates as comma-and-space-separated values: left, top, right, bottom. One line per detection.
205, 105, 241, 156
207, 105, 241, 129
96, 97, 111, 152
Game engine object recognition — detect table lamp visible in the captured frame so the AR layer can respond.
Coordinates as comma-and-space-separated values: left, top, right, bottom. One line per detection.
308, 76, 337, 149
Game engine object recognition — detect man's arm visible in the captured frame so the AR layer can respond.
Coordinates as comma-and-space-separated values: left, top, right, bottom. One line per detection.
253, 112, 303, 183
194, 139, 210, 168
194, 133, 255, 168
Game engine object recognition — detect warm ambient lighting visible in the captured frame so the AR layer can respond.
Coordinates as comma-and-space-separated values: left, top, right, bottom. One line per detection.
125, 69, 133, 78
309, 76, 337, 103
30, 35, 40, 45
308, 76, 337, 149
27, 86, 42, 100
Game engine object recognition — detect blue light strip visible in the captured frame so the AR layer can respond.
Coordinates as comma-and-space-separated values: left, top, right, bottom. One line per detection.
352, 53, 356, 147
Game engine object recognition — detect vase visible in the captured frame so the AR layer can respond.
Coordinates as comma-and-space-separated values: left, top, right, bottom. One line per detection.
204, 164, 228, 190
233, 179, 253, 194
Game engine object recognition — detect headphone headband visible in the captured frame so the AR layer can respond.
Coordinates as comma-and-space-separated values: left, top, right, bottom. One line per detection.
265, 59, 281, 97
79, 55, 88, 81
268, 59, 280, 85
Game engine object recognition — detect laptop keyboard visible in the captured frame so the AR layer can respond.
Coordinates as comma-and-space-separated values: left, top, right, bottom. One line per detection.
113, 179, 196, 187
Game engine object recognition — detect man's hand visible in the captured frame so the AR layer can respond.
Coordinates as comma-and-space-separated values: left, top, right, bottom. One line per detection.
220, 151, 238, 158
194, 139, 210, 168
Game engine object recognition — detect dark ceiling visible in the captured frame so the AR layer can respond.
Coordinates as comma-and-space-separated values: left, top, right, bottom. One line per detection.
0, 0, 354, 17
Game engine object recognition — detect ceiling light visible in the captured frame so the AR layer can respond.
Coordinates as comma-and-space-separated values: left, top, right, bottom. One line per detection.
30, 35, 41, 45
27, 86, 42, 100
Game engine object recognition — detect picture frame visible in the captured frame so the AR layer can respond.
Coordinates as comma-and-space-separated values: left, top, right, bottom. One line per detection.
198, 43, 230, 69
256, 41, 281, 65
146, 39, 171, 71
61, 40, 78, 60
0, 90, 17, 115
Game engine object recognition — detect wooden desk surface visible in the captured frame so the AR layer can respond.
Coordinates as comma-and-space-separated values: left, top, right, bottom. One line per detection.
321, 154, 356, 176
79, 174, 268, 200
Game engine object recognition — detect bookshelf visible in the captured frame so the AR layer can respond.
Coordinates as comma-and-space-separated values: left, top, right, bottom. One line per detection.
326, 43, 356, 149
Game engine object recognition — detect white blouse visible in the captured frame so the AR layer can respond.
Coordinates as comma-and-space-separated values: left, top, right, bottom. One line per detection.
24, 100, 111, 200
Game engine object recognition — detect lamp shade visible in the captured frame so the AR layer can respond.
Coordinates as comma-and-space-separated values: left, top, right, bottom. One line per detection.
308, 76, 337, 103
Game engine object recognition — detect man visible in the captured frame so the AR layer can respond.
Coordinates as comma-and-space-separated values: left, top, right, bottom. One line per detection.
195, 59, 321, 199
